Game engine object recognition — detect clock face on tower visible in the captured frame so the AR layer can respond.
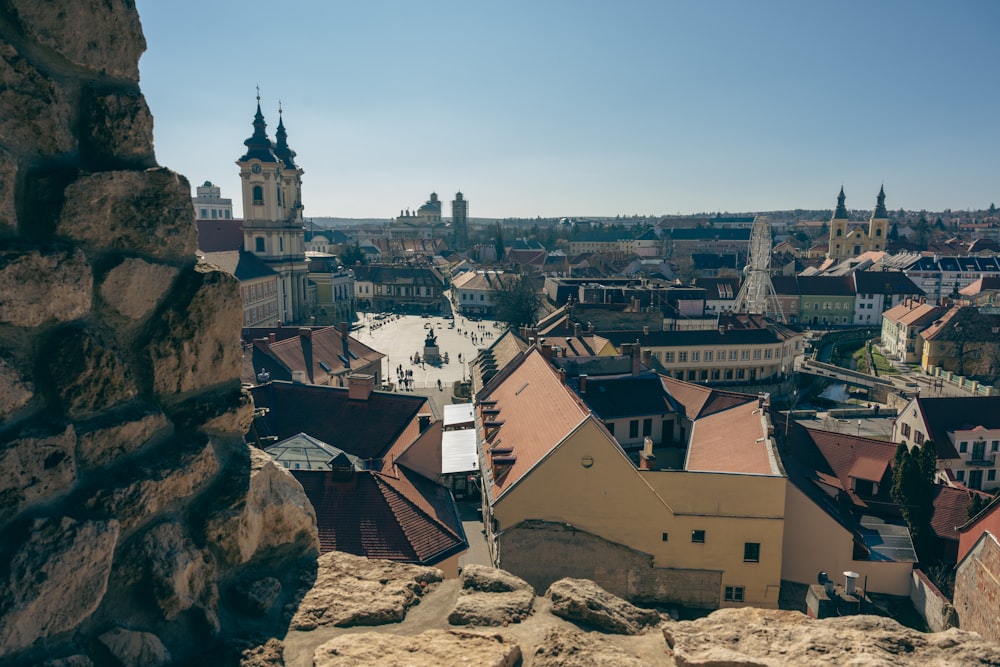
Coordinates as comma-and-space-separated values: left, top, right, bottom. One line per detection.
251, 164, 262, 174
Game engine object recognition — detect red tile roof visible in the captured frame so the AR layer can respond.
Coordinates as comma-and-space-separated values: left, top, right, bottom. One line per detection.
802, 427, 898, 510
294, 467, 466, 564
477, 348, 592, 500
931, 483, 989, 542
685, 400, 781, 475
912, 396, 1000, 460
659, 376, 756, 419
243, 326, 384, 385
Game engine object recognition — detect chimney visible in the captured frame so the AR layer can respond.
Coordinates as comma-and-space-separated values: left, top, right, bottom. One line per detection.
418, 413, 432, 432
339, 322, 349, 340
299, 327, 312, 340
642, 325, 649, 336
558, 368, 566, 384
540, 343, 553, 361
639, 437, 656, 470
579, 374, 588, 393
347, 373, 374, 401
843, 571, 860, 597
631, 343, 641, 376
269, 332, 277, 345
573, 322, 582, 337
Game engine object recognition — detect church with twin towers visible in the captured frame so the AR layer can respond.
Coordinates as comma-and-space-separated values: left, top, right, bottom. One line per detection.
236, 97, 310, 324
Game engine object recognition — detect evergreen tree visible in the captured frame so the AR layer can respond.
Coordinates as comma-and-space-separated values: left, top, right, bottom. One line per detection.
891, 441, 937, 559
967, 494, 991, 519
339, 241, 367, 266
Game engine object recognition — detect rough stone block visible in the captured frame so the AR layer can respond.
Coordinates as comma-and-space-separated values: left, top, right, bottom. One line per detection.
80, 88, 156, 170
147, 263, 244, 400
0, 356, 34, 422
312, 630, 521, 667
0, 517, 119, 656
0, 42, 75, 156
45, 325, 137, 420
0, 424, 76, 525
0, 245, 92, 327
0, 148, 17, 235
9, 0, 145, 81
76, 410, 170, 470
57, 169, 197, 260
100, 257, 178, 321
87, 438, 218, 534
205, 447, 318, 567
97, 628, 170, 667
135, 521, 218, 625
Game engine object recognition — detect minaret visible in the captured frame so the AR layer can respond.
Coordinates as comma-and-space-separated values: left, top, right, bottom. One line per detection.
452, 191, 468, 251
868, 185, 889, 252
828, 186, 849, 260
237, 93, 310, 324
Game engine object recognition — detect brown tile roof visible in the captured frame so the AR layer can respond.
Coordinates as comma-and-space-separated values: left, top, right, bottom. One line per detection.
882, 301, 948, 327
537, 335, 611, 357
293, 467, 466, 564
685, 400, 781, 475
802, 427, 898, 510
931, 484, 989, 542
243, 326, 384, 385
249, 381, 428, 460
659, 376, 756, 419
477, 348, 592, 500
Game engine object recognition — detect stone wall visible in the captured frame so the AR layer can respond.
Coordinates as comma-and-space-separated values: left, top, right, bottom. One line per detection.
953, 532, 1000, 644
499, 520, 722, 609
909, 569, 957, 633
0, 2, 318, 664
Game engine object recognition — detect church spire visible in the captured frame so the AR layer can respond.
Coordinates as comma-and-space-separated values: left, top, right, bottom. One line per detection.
273, 101, 298, 169
833, 186, 848, 219
873, 184, 888, 218
239, 90, 277, 163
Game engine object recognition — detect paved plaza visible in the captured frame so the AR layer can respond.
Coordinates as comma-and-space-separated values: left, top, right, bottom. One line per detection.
352, 311, 503, 392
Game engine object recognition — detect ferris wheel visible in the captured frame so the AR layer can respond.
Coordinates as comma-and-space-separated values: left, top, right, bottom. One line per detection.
731, 218, 785, 322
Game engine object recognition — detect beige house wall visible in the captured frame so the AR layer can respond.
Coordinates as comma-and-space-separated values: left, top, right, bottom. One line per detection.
643, 335, 803, 384
782, 484, 912, 596
491, 418, 784, 608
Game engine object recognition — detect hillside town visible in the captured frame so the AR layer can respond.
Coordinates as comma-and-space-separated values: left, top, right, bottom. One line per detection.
196, 101, 1000, 640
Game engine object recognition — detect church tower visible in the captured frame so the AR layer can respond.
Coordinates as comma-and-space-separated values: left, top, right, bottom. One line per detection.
828, 186, 850, 260
868, 185, 889, 252
451, 191, 468, 250
237, 96, 310, 324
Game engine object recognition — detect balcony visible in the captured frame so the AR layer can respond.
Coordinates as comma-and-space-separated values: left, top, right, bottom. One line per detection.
968, 454, 996, 467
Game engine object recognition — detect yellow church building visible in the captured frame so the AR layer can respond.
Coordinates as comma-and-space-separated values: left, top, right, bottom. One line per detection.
827, 186, 890, 260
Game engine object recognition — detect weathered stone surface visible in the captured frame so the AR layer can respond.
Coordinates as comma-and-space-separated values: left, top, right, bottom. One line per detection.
449, 565, 535, 627
291, 552, 443, 631
76, 410, 170, 470
235, 577, 282, 616
45, 325, 137, 420
80, 88, 156, 169
147, 263, 243, 400
533, 628, 652, 667
9, 0, 145, 80
0, 245, 92, 327
41, 656, 94, 667
206, 446, 318, 566
137, 521, 219, 625
547, 578, 661, 635
312, 630, 521, 667
0, 517, 119, 656
0, 42, 75, 156
0, 148, 17, 234
663, 607, 1000, 666
171, 384, 254, 436
97, 627, 170, 667
0, 356, 34, 421
58, 169, 197, 260
88, 439, 218, 533
0, 425, 76, 525
239, 638, 285, 667
100, 257, 178, 321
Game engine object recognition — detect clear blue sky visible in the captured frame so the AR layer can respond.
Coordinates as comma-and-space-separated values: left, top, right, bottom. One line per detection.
136, 1, 999, 220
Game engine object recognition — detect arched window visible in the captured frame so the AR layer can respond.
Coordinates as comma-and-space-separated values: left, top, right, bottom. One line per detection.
836, 228, 843, 237
255, 237, 265, 252
252, 186, 264, 205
